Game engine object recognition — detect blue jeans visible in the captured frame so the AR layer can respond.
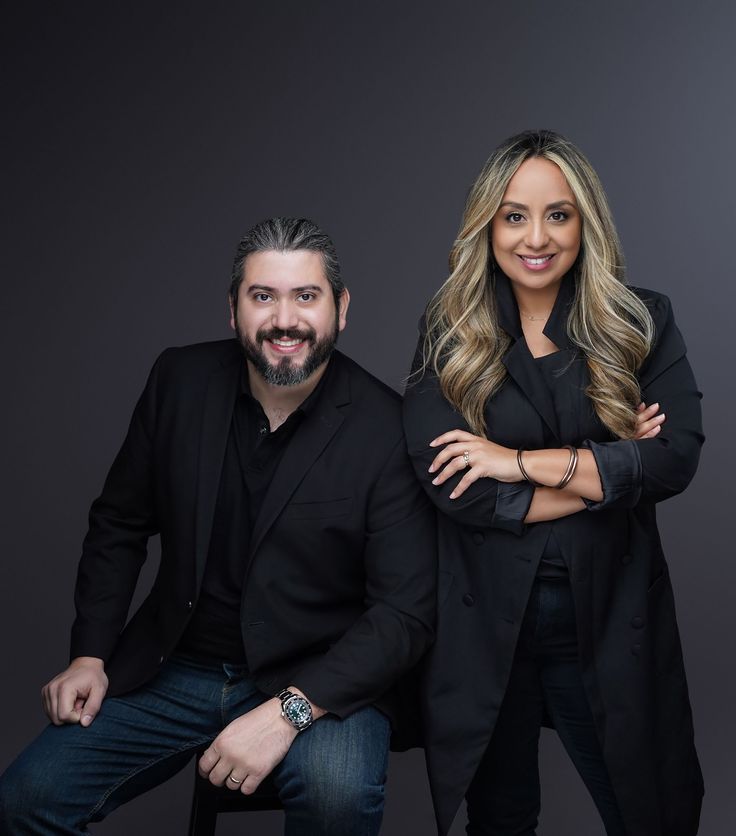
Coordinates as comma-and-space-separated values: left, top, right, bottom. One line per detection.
0, 655, 391, 835
465, 579, 627, 836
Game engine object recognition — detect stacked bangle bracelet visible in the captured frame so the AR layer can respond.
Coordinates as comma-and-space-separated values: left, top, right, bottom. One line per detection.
516, 445, 579, 490
554, 445, 579, 490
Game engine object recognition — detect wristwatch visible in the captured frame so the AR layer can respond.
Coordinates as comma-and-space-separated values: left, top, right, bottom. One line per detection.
277, 689, 313, 731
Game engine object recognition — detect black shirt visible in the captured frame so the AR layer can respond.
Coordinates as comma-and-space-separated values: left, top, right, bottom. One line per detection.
176, 360, 330, 662
534, 350, 572, 580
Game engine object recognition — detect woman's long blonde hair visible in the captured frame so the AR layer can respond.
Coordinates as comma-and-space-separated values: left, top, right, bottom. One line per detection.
421, 129, 654, 439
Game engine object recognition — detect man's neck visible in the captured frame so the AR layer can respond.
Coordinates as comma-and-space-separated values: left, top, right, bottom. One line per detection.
247, 359, 329, 431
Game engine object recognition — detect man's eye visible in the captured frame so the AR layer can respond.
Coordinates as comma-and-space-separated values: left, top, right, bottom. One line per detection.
254, 293, 272, 302
506, 212, 524, 223
297, 293, 315, 302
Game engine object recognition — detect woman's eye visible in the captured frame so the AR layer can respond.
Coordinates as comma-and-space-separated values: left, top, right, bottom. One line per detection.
506, 212, 524, 223
549, 211, 568, 222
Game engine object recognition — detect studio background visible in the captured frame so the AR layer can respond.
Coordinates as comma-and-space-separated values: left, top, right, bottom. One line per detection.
2, 1, 734, 833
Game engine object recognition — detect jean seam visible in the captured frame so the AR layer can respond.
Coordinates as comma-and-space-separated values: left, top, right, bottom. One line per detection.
83, 734, 213, 822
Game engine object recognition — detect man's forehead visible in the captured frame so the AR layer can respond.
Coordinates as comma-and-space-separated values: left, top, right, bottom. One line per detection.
242, 250, 328, 286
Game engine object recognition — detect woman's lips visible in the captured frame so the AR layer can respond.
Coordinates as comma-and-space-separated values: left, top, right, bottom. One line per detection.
517, 253, 556, 272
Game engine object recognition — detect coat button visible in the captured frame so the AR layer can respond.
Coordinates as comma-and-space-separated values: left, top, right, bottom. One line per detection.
472, 532, 485, 545
631, 616, 644, 629
185, 600, 193, 610
462, 594, 475, 607
159, 655, 165, 664
621, 553, 633, 565
631, 644, 641, 656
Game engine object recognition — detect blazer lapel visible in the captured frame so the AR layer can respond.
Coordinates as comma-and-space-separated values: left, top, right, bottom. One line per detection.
494, 270, 576, 442
502, 340, 561, 441
249, 353, 350, 558
193, 349, 241, 586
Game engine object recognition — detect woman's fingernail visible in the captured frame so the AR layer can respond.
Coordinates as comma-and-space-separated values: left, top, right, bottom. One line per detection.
432, 478, 439, 485
449, 492, 456, 499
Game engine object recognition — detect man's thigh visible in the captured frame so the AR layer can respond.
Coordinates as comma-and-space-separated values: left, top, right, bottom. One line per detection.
0, 656, 262, 832
270, 705, 391, 836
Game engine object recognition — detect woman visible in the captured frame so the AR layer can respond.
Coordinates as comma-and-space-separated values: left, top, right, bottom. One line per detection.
403, 130, 704, 836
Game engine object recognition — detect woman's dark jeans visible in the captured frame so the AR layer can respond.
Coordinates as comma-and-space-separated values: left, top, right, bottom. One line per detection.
465, 578, 627, 836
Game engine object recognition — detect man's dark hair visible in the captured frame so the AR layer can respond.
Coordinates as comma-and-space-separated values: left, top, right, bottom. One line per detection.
229, 217, 344, 307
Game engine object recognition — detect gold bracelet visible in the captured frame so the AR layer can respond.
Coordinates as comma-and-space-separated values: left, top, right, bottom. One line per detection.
516, 449, 543, 487
554, 445, 579, 490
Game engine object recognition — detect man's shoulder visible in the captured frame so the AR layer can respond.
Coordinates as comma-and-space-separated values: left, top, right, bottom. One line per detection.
332, 351, 402, 414
156, 339, 240, 375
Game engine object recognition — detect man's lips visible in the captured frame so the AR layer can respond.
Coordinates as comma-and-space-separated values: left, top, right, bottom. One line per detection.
265, 337, 308, 355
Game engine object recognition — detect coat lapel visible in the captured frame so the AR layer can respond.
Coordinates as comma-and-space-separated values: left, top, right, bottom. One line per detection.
249, 353, 350, 558
494, 270, 577, 443
193, 347, 241, 585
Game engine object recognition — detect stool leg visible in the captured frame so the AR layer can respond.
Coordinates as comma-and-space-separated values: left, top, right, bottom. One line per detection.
188, 782, 218, 836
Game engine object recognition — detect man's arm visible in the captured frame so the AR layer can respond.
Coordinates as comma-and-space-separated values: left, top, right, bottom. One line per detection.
199, 434, 437, 792
43, 352, 166, 726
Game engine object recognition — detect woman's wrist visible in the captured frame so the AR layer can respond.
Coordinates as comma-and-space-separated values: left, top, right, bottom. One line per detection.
519, 448, 571, 488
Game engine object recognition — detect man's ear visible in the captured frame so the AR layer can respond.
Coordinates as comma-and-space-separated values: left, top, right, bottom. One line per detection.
337, 288, 350, 332
228, 295, 236, 331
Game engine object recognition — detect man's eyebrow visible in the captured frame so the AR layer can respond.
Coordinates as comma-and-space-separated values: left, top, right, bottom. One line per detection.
247, 284, 324, 293
498, 200, 576, 210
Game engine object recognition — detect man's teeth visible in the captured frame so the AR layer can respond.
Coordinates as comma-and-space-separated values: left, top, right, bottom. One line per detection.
271, 338, 302, 346
521, 255, 553, 265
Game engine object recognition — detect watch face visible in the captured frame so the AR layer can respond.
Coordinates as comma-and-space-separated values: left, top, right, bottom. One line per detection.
285, 697, 312, 727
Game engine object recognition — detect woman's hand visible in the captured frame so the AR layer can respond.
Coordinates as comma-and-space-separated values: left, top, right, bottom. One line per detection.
635, 402, 665, 439
428, 430, 520, 499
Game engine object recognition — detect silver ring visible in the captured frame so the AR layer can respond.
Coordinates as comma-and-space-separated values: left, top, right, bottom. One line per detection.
227, 774, 243, 784
463, 450, 470, 468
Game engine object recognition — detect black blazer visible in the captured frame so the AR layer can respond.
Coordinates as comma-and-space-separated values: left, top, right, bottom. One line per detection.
70, 341, 437, 725
403, 273, 704, 836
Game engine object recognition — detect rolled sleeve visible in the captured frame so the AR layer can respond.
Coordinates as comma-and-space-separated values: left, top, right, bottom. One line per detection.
580, 438, 642, 511
491, 480, 536, 534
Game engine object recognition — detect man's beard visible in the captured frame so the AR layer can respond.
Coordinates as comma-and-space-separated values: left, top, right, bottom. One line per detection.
235, 318, 339, 387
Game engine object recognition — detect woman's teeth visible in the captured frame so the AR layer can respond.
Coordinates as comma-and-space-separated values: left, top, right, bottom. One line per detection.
520, 255, 554, 265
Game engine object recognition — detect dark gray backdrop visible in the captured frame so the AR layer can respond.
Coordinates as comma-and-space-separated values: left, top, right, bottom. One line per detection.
2, 1, 734, 833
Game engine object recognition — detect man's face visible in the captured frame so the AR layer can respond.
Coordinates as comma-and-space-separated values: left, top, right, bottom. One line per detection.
230, 249, 349, 387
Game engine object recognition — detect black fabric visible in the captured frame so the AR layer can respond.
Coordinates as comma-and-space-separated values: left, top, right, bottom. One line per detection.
70, 343, 437, 731
176, 365, 325, 663
403, 273, 704, 836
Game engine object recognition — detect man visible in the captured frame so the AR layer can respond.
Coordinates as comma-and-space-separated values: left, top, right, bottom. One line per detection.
0, 217, 437, 835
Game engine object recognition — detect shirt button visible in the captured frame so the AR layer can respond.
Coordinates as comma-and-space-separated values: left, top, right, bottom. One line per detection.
621, 554, 633, 565
631, 616, 644, 629
472, 532, 485, 545
631, 644, 641, 656
462, 594, 475, 607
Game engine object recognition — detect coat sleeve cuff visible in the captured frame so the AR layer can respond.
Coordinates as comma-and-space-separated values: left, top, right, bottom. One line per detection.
490, 480, 535, 535
581, 438, 642, 510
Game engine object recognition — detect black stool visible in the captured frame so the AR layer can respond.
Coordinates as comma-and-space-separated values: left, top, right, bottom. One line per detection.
188, 765, 283, 835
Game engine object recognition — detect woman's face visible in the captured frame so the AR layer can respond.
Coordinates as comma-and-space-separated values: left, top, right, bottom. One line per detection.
491, 156, 582, 295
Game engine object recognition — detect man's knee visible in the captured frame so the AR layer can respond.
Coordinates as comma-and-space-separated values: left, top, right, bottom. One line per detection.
0, 752, 58, 829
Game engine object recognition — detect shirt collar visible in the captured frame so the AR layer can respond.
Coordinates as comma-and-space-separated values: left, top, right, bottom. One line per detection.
493, 267, 577, 350
239, 353, 334, 418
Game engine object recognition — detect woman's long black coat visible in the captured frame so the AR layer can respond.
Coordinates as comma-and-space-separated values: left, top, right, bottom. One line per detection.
403, 273, 704, 836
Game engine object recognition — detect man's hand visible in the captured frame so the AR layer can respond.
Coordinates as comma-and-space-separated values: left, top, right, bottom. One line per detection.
41, 656, 108, 727
198, 698, 298, 795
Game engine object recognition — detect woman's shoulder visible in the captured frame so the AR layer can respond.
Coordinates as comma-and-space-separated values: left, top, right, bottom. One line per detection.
626, 285, 688, 382
626, 285, 674, 327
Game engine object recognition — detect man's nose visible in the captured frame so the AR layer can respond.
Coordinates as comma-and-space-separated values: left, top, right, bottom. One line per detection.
271, 300, 299, 331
